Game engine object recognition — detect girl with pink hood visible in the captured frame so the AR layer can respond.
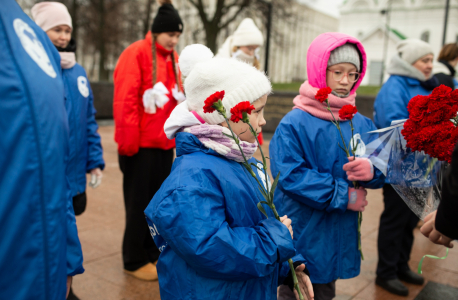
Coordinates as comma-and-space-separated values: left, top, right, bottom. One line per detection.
270, 33, 386, 299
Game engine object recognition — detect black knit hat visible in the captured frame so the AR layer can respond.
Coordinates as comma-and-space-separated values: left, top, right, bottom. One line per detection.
152, 1, 183, 34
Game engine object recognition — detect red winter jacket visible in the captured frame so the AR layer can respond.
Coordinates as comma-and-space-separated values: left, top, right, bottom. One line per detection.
113, 32, 181, 156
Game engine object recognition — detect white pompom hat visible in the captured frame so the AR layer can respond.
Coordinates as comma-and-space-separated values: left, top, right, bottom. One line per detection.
179, 44, 271, 125
232, 18, 264, 47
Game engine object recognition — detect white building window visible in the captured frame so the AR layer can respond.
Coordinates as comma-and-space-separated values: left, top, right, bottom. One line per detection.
421, 31, 430, 43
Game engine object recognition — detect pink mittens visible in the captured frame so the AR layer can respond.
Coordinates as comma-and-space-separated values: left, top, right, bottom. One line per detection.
347, 187, 368, 212
343, 157, 374, 182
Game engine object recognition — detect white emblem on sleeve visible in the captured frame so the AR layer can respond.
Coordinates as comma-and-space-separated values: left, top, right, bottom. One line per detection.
350, 133, 367, 157
77, 76, 89, 97
13, 19, 57, 78
257, 162, 272, 190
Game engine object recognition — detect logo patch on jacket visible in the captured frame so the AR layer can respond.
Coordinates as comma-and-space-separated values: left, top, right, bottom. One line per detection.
350, 133, 366, 157
13, 18, 57, 78
77, 76, 89, 97
257, 162, 271, 190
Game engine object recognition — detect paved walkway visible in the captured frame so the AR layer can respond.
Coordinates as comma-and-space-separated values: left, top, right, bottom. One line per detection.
73, 125, 458, 300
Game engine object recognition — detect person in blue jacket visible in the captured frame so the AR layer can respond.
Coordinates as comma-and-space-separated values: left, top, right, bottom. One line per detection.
373, 39, 438, 296
270, 33, 386, 300
0, 1, 84, 299
31, 2, 105, 218
144, 44, 314, 300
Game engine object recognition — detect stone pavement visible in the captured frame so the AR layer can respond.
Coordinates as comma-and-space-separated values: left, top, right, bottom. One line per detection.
73, 125, 458, 300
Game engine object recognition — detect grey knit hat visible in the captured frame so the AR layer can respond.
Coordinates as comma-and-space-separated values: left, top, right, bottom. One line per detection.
327, 43, 361, 71
396, 39, 433, 64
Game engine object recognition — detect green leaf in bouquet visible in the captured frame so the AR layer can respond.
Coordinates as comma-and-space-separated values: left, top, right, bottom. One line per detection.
270, 172, 280, 198
257, 202, 268, 218
258, 186, 268, 198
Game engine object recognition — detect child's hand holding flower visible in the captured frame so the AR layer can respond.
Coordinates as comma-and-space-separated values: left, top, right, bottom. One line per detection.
343, 157, 374, 182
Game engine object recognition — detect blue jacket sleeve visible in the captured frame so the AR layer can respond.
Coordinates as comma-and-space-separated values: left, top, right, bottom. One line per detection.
85, 82, 105, 172
270, 123, 349, 213
66, 177, 84, 276
151, 181, 296, 281
374, 79, 410, 129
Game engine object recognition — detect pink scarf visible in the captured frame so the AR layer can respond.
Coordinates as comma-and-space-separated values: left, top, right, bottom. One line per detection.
293, 81, 356, 121
59, 52, 76, 69
183, 124, 257, 162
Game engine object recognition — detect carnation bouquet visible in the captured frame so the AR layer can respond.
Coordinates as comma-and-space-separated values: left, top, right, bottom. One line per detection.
204, 91, 307, 300
361, 85, 458, 220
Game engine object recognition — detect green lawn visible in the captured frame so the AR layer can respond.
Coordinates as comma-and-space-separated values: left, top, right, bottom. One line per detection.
272, 82, 381, 96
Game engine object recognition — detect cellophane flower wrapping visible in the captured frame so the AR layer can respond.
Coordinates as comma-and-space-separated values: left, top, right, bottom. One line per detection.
362, 120, 443, 220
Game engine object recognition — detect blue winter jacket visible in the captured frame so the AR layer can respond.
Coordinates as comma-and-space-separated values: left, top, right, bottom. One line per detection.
63, 65, 104, 196
270, 109, 386, 284
373, 75, 432, 129
145, 132, 304, 300
0, 1, 84, 300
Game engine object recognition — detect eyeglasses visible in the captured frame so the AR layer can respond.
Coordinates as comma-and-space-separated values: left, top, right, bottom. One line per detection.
326, 69, 361, 83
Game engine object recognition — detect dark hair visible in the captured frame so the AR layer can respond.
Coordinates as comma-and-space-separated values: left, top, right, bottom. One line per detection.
438, 43, 458, 62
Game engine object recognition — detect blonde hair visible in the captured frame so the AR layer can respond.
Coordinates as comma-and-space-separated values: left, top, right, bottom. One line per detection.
232, 46, 260, 70
152, 34, 182, 92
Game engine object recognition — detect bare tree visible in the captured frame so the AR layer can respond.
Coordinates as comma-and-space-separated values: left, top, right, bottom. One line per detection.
185, 0, 292, 52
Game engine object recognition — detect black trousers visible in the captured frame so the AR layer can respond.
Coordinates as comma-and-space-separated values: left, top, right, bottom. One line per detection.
376, 184, 419, 279
119, 148, 174, 271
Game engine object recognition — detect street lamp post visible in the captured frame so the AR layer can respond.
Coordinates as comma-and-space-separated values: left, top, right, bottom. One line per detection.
442, 0, 450, 46
380, 0, 392, 86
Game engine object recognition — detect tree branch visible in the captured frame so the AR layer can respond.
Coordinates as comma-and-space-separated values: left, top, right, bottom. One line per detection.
218, 0, 251, 29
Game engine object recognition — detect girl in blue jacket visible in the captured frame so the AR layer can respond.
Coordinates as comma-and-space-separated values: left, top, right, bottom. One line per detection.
145, 44, 313, 300
32, 2, 105, 217
270, 33, 386, 300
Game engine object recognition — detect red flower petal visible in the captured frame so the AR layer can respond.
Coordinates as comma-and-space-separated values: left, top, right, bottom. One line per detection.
402, 85, 458, 162
230, 101, 255, 123
315, 87, 332, 103
338, 104, 358, 120
203, 91, 225, 113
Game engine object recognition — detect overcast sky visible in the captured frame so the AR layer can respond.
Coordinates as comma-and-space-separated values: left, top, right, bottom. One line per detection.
297, 0, 346, 18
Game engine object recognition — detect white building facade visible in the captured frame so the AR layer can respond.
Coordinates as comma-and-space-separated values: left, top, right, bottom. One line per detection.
340, 0, 458, 85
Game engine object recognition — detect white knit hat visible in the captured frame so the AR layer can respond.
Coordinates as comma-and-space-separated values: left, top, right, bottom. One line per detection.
179, 44, 271, 125
397, 39, 434, 64
32, 2, 72, 32
232, 18, 264, 47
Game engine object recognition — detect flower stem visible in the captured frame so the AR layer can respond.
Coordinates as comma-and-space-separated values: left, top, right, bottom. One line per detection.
289, 259, 305, 300
326, 99, 363, 259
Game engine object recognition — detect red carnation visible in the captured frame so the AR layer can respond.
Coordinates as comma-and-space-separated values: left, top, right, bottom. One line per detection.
315, 87, 332, 103
203, 91, 225, 113
230, 101, 255, 123
339, 105, 358, 120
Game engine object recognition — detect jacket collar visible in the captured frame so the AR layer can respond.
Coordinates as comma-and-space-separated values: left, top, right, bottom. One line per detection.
439, 60, 456, 77
145, 31, 174, 57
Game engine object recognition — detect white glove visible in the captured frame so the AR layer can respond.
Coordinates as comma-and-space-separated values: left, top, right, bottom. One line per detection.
172, 84, 186, 103
142, 82, 170, 114
89, 168, 103, 189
